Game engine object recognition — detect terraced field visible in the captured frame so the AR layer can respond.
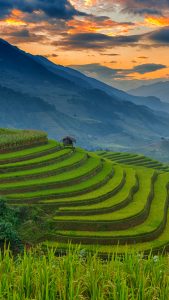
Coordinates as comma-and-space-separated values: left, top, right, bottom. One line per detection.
1, 135, 169, 254
97, 151, 169, 171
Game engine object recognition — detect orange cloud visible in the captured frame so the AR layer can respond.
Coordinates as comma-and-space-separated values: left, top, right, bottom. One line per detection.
70, 0, 97, 8
4, 19, 26, 26
146, 16, 169, 27
68, 18, 118, 33
68, 18, 134, 34
84, 0, 97, 6
12, 9, 23, 17
3, 9, 26, 26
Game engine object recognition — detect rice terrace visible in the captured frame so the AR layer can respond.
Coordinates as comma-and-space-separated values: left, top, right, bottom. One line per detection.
2, 129, 169, 299
1, 0, 169, 297
0, 128, 169, 255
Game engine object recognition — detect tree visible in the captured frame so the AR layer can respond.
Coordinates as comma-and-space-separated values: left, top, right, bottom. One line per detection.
0, 199, 22, 251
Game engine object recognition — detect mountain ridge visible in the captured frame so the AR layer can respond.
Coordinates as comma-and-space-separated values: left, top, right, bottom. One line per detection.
129, 80, 169, 103
0, 38, 169, 157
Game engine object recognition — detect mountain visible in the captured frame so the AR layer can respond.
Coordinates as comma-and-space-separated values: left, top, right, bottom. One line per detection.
129, 81, 169, 103
34, 55, 169, 114
0, 85, 72, 136
0, 38, 169, 156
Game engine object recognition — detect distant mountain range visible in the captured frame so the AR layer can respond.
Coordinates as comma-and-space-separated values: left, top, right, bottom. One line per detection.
0, 38, 169, 159
129, 81, 169, 103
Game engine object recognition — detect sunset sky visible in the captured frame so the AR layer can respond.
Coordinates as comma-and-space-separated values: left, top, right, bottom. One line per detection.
0, 0, 169, 90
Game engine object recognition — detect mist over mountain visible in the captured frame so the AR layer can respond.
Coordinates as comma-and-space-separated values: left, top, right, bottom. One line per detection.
129, 81, 169, 103
0, 38, 169, 158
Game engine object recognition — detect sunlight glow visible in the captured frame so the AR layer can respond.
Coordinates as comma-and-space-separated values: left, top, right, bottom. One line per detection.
146, 16, 169, 27
85, 0, 96, 6
5, 19, 26, 26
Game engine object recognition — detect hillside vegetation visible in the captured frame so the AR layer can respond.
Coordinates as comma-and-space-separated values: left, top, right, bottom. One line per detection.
0, 129, 169, 255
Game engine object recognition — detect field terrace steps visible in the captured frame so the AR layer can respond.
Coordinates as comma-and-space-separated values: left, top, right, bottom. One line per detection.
51, 173, 169, 245
53, 169, 157, 230
45, 210, 169, 253
56, 167, 138, 216
0, 147, 75, 173
6, 162, 114, 202
39, 165, 125, 207
0, 151, 88, 183
56, 169, 155, 219
0, 156, 103, 194
97, 151, 167, 171
1, 136, 169, 254
0, 140, 60, 164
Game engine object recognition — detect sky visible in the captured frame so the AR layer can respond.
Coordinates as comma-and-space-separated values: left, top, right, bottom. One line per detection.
0, 0, 169, 90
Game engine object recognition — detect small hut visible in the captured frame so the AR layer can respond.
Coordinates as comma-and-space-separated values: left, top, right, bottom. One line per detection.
62, 136, 76, 147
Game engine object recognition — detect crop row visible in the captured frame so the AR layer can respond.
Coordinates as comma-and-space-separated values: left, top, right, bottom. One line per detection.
0, 129, 48, 153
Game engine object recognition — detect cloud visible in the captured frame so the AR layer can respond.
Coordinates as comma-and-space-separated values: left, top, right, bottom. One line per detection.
70, 63, 118, 76
131, 63, 167, 74
67, 15, 135, 34
73, 0, 169, 17
118, 0, 169, 16
148, 27, 169, 44
79, 0, 169, 21
0, 27, 46, 43
46, 53, 58, 58
100, 53, 120, 56
145, 16, 169, 27
57, 27, 169, 51
1, 0, 169, 53
56, 32, 141, 50
138, 56, 148, 59
0, 0, 84, 20
69, 63, 167, 82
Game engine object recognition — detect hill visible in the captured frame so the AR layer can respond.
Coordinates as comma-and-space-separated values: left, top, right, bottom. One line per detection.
1, 129, 169, 255
1, 38, 169, 157
129, 81, 169, 103
36, 55, 169, 114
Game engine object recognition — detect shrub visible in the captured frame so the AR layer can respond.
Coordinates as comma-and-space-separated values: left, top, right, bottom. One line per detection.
0, 199, 22, 251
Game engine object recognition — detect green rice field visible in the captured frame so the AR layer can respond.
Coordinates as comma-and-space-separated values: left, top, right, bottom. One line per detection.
1, 132, 169, 255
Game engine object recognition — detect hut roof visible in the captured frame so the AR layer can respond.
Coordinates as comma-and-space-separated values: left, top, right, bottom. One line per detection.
62, 136, 76, 143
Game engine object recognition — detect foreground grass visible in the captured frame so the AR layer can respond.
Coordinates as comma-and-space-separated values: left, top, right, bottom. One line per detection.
1, 246, 169, 300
